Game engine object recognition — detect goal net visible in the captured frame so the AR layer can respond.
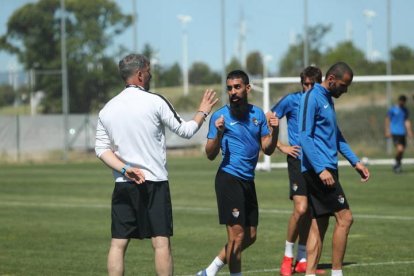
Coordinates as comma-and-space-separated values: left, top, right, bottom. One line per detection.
251, 75, 414, 171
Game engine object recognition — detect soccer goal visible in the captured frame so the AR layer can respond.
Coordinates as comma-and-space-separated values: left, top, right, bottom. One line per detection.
253, 74, 414, 171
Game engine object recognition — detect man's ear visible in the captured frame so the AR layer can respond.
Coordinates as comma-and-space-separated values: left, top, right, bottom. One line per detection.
246, 83, 251, 93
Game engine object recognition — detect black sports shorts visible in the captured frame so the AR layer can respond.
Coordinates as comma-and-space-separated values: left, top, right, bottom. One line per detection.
303, 169, 349, 218
392, 135, 406, 147
215, 169, 258, 226
111, 180, 173, 239
287, 155, 307, 199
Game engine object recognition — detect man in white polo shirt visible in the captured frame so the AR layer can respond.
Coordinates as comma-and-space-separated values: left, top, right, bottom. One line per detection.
95, 53, 218, 276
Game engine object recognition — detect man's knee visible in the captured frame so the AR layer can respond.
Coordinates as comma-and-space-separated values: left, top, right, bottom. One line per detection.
293, 196, 308, 217
151, 236, 171, 252
336, 210, 353, 229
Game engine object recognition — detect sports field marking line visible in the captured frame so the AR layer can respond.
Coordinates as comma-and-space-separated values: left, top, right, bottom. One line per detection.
1, 201, 413, 221
178, 260, 414, 276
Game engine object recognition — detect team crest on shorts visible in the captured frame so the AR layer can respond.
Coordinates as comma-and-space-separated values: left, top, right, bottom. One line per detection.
338, 195, 345, 204
252, 117, 259, 126
232, 208, 240, 218
292, 183, 298, 191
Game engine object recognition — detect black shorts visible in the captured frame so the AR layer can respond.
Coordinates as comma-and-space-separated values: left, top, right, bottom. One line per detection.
111, 180, 173, 239
287, 156, 307, 199
392, 135, 406, 147
215, 170, 259, 226
303, 169, 349, 218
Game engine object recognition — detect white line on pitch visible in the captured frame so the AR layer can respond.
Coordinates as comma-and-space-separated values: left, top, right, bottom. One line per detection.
1, 201, 413, 221
177, 260, 414, 276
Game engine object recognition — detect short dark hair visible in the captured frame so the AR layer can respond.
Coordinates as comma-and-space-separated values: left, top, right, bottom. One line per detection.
325, 62, 353, 81
398, 95, 407, 102
300, 66, 322, 84
226, 70, 249, 85
119, 54, 150, 82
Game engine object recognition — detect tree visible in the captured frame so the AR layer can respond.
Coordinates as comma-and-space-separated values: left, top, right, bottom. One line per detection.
246, 51, 263, 76
0, 0, 132, 113
226, 57, 242, 73
159, 63, 182, 87
391, 45, 414, 74
279, 24, 331, 76
189, 62, 220, 85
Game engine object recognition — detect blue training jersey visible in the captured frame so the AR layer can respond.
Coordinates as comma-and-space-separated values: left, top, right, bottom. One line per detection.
387, 105, 409, 135
271, 91, 302, 147
298, 83, 359, 173
207, 104, 270, 180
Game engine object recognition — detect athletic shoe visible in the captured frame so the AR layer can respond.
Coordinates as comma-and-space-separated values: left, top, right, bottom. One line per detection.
294, 261, 307, 273
393, 164, 402, 174
294, 261, 326, 274
196, 269, 207, 276
280, 256, 293, 276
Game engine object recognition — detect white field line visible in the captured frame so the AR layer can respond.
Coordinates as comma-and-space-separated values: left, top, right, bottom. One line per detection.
178, 260, 414, 276
0, 201, 413, 221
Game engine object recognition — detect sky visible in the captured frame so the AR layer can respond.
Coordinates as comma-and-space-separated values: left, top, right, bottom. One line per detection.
1, 0, 413, 75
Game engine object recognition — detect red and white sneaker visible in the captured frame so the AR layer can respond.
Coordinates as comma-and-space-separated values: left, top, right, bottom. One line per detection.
280, 256, 294, 276
294, 261, 307, 273
294, 261, 326, 274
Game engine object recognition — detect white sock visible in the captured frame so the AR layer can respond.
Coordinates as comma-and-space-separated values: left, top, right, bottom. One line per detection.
230, 273, 242, 276
331, 269, 343, 276
284, 241, 295, 258
296, 244, 306, 262
205, 256, 225, 276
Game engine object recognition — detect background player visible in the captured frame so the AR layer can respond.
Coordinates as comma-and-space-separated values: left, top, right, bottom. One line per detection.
385, 94, 413, 173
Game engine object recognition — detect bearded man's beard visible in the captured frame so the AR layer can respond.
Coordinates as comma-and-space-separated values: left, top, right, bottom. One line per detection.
230, 96, 249, 119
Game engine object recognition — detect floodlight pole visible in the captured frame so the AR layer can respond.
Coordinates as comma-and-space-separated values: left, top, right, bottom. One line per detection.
61, 0, 69, 161
221, 0, 227, 105
363, 9, 376, 62
132, 0, 138, 52
386, 0, 392, 154
303, 0, 309, 67
177, 14, 192, 96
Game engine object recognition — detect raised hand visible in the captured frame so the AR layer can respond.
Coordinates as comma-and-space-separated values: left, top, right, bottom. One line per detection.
198, 89, 219, 115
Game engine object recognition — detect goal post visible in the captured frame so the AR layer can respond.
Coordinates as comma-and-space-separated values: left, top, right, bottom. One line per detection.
254, 74, 414, 171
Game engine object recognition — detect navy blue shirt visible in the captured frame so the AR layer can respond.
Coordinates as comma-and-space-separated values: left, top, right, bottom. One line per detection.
387, 105, 409, 135
207, 104, 270, 180
271, 91, 302, 147
298, 83, 359, 173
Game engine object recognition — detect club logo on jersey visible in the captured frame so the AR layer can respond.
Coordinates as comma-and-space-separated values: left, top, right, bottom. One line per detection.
232, 208, 240, 218
292, 183, 298, 191
252, 117, 259, 126
338, 195, 345, 204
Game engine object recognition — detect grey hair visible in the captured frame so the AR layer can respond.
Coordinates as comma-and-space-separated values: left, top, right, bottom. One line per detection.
118, 54, 150, 82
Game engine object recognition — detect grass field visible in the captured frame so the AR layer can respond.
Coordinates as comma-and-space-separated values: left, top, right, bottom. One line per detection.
0, 155, 414, 275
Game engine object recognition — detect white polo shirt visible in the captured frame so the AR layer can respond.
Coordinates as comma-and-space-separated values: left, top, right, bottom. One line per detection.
95, 85, 199, 182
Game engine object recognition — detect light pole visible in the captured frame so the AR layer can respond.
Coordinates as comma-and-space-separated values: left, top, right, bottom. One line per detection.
132, 0, 138, 52
221, 0, 227, 105
177, 14, 192, 96
262, 54, 273, 78
303, 0, 309, 67
60, 0, 69, 161
363, 9, 376, 62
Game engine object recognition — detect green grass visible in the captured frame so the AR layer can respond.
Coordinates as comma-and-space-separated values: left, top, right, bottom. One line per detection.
0, 156, 413, 275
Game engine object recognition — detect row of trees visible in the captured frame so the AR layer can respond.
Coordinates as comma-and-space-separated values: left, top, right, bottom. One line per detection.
1, 0, 414, 113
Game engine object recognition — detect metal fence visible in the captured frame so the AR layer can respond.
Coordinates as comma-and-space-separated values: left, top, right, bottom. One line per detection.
0, 113, 208, 161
